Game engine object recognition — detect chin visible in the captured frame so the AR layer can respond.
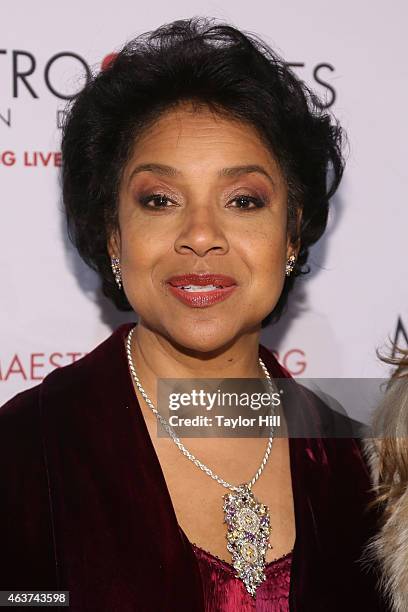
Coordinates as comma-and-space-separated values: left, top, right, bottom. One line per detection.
161, 316, 244, 355
173, 318, 269, 355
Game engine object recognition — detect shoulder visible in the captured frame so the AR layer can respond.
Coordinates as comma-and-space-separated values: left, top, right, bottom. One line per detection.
0, 323, 133, 446
1, 322, 133, 409
259, 344, 371, 473
298, 381, 368, 438
259, 344, 367, 439
40, 322, 133, 393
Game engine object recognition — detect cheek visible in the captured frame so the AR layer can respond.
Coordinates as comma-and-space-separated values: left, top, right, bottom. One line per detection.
119, 224, 165, 274
240, 225, 287, 275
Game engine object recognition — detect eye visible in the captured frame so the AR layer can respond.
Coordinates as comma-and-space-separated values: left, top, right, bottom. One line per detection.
138, 193, 266, 211
228, 195, 266, 211
139, 193, 176, 209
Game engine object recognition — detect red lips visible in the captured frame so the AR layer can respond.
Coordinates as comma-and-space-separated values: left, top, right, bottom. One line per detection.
166, 274, 237, 288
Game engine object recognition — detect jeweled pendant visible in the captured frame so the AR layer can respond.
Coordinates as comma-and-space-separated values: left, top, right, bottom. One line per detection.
223, 484, 272, 597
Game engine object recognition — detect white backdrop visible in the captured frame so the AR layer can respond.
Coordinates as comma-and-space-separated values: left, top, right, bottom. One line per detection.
1, 0, 407, 405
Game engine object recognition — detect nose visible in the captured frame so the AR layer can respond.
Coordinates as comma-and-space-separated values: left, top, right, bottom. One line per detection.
173, 205, 229, 257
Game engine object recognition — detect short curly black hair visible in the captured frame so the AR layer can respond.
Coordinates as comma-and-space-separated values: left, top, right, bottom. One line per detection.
62, 16, 345, 326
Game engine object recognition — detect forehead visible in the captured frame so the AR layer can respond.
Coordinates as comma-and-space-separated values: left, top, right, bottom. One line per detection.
124, 102, 282, 179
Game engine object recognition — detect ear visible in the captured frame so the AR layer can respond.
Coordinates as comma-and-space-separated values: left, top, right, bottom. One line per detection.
107, 229, 121, 260
286, 206, 303, 258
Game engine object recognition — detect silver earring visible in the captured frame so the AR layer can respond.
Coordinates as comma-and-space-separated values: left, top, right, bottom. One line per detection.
285, 254, 296, 277
111, 256, 122, 289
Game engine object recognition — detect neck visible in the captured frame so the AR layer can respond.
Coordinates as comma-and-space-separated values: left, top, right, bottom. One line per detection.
127, 320, 265, 406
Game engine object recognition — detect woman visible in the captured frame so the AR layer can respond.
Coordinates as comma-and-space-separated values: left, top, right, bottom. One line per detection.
0, 17, 385, 611
364, 347, 408, 611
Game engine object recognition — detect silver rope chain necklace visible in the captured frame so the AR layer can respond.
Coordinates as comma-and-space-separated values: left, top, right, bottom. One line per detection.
125, 325, 277, 597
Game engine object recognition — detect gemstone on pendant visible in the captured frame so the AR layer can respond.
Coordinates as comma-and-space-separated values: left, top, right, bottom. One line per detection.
223, 484, 271, 597
240, 541, 259, 563
236, 507, 260, 534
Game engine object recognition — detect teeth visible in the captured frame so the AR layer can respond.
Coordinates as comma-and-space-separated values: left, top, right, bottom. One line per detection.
181, 284, 222, 292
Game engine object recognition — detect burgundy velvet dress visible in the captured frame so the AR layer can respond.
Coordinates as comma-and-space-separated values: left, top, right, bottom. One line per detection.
0, 322, 386, 611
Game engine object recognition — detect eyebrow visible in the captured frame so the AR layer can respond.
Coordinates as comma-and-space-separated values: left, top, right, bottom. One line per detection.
128, 163, 276, 187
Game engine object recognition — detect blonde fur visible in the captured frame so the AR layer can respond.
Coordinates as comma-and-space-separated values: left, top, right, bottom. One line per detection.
363, 348, 408, 612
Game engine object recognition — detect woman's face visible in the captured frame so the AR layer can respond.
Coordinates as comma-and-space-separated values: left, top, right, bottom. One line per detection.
109, 103, 294, 353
